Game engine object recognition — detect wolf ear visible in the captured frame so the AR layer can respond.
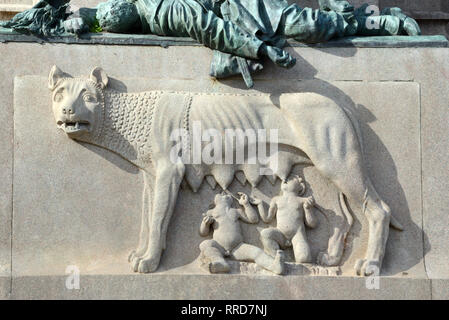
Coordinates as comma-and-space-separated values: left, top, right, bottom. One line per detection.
48, 65, 64, 90
90, 67, 109, 89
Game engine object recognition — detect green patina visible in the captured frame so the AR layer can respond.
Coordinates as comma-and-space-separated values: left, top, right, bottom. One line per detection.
0, 0, 70, 36
0, 0, 423, 86
89, 20, 103, 33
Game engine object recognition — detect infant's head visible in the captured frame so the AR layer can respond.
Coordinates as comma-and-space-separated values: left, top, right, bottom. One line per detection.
281, 176, 306, 194
214, 192, 234, 208
97, 0, 139, 33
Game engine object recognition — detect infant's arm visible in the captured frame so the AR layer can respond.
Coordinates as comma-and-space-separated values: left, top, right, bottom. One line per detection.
237, 204, 259, 224
199, 211, 214, 237
303, 196, 318, 228
260, 197, 278, 223
236, 193, 259, 224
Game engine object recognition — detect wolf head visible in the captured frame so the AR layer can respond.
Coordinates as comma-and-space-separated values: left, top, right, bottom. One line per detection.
48, 65, 108, 140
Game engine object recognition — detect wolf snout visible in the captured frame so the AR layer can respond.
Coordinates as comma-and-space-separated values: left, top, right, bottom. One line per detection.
61, 106, 75, 114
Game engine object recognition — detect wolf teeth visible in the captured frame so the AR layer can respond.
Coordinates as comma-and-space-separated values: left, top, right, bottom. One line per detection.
235, 171, 247, 185
266, 174, 277, 185
75, 122, 79, 129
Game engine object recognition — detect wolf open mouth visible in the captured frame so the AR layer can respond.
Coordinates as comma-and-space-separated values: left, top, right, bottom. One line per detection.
57, 120, 90, 134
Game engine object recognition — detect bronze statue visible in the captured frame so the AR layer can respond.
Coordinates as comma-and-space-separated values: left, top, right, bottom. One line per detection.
1, 0, 421, 85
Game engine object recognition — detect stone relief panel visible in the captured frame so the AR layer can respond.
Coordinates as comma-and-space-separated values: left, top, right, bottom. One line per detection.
50, 66, 414, 276
51, 65, 388, 276
12, 71, 423, 278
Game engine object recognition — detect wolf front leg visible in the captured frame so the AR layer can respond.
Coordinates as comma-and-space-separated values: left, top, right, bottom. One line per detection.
129, 171, 155, 272
137, 159, 185, 273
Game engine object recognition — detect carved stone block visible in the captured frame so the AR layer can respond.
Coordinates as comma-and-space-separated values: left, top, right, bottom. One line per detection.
1, 37, 448, 299
12, 74, 423, 278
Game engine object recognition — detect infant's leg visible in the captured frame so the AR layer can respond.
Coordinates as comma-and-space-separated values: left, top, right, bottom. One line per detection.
199, 239, 230, 273
260, 228, 289, 257
232, 243, 284, 275
291, 230, 312, 263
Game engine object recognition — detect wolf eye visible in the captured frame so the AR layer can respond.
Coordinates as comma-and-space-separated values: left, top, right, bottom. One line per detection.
54, 93, 63, 102
83, 94, 96, 103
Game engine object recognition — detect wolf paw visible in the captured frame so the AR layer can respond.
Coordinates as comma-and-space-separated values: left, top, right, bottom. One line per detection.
131, 257, 142, 272
354, 259, 380, 276
128, 248, 146, 263
317, 252, 341, 266
137, 256, 160, 273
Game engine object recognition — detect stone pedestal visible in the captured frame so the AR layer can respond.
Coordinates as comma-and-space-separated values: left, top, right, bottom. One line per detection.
0, 33, 448, 299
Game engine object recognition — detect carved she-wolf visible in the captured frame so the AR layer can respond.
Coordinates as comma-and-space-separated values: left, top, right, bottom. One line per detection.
48, 65, 403, 275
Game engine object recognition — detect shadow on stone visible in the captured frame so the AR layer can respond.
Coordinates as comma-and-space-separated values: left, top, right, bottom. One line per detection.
218, 50, 428, 276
